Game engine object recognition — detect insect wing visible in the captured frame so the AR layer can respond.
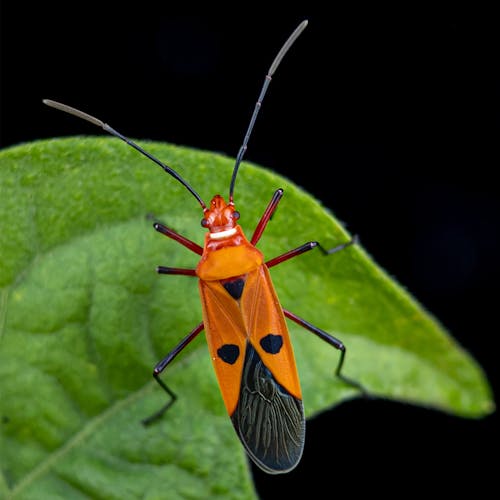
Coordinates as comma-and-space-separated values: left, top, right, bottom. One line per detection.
199, 266, 305, 473
199, 278, 248, 417
232, 341, 305, 474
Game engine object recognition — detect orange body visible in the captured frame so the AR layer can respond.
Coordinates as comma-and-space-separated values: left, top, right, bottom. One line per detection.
196, 195, 305, 473
198, 233, 302, 414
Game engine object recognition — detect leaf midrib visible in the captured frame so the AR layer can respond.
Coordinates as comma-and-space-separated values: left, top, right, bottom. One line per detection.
8, 337, 204, 498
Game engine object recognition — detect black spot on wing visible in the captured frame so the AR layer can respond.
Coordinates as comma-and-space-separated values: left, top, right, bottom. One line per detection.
222, 278, 245, 300
260, 334, 283, 354
230, 342, 305, 474
217, 344, 240, 364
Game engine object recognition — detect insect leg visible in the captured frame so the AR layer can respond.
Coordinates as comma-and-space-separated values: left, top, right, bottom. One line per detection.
266, 235, 358, 268
157, 266, 197, 276
317, 234, 359, 255
266, 241, 318, 268
142, 321, 204, 425
250, 188, 284, 245
283, 309, 366, 394
154, 222, 203, 255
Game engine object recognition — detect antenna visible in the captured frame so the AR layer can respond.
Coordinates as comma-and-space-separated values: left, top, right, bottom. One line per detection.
228, 20, 308, 203
43, 99, 207, 210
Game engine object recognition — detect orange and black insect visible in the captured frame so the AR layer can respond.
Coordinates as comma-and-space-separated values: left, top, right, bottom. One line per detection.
44, 20, 362, 474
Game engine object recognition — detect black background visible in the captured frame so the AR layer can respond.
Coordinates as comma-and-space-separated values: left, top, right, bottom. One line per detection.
2, 6, 498, 498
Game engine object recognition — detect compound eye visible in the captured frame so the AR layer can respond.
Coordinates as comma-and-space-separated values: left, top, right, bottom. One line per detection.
201, 218, 209, 228
232, 211, 240, 220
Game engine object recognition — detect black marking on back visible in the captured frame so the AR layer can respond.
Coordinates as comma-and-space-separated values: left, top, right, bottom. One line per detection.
260, 334, 283, 354
217, 344, 240, 365
222, 278, 245, 300
230, 342, 304, 474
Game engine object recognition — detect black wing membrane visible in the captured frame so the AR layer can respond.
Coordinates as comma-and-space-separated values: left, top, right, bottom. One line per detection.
231, 341, 305, 474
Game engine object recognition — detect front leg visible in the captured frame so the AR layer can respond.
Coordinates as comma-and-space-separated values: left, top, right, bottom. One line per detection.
250, 188, 284, 245
154, 222, 203, 255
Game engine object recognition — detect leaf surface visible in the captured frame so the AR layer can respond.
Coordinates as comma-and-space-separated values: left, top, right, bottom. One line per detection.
0, 138, 493, 499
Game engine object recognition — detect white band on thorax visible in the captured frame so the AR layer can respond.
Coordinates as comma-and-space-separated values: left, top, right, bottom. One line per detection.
209, 227, 238, 240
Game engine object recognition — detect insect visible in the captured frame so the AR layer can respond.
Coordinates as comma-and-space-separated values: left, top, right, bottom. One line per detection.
44, 20, 363, 474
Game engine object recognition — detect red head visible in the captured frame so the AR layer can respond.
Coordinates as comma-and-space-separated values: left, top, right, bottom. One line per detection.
201, 195, 240, 234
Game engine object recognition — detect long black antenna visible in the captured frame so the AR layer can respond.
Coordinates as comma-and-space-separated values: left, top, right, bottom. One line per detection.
43, 99, 207, 210
228, 20, 308, 203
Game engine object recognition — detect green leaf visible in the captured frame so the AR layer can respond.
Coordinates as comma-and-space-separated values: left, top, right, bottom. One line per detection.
0, 137, 494, 499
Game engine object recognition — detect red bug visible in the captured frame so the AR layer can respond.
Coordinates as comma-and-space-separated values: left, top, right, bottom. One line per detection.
44, 20, 362, 474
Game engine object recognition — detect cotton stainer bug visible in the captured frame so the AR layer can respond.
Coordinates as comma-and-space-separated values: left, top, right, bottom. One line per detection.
43, 19, 363, 474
